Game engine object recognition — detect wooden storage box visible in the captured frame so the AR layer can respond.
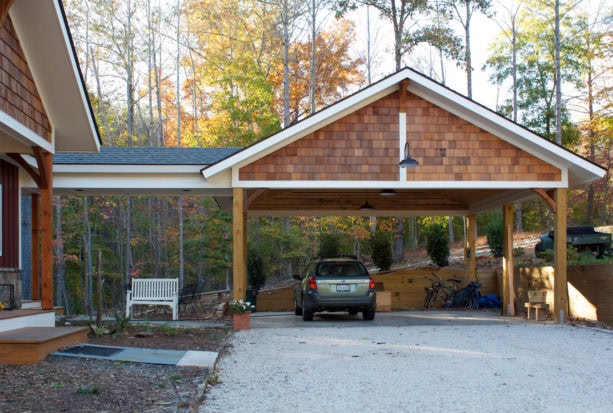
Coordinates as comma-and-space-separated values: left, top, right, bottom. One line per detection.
376, 291, 392, 312
528, 290, 547, 303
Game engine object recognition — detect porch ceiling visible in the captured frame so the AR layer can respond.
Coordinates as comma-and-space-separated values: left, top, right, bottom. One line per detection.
243, 187, 532, 217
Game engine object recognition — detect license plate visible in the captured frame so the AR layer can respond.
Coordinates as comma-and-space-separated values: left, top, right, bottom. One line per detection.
336, 284, 350, 292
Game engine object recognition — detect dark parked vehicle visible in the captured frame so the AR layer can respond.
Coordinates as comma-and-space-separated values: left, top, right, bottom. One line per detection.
535, 226, 612, 258
293, 257, 376, 321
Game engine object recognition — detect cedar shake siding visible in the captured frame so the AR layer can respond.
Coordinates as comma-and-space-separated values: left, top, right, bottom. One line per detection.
0, 159, 19, 268
239, 91, 561, 182
0, 15, 51, 141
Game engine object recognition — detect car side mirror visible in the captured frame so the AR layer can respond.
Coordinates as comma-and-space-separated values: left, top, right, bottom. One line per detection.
292, 274, 302, 281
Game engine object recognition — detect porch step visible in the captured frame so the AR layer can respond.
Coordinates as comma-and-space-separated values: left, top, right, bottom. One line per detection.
0, 309, 55, 332
21, 300, 42, 310
0, 326, 89, 364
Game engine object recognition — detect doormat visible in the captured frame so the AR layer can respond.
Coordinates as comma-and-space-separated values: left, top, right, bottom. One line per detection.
58, 344, 123, 357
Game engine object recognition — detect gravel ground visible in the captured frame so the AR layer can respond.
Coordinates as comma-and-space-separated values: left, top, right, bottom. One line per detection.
201, 316, 612, 413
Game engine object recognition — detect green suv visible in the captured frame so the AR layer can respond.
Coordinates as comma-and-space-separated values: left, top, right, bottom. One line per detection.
293, 257, 376, 321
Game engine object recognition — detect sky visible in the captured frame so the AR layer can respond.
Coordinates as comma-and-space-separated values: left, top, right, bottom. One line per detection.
349, 5, 503, 112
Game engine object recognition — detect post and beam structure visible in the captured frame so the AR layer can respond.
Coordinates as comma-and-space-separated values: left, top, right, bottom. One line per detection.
502, 203, 515, 316
553, 188, 568, 323
465, 215, 476, 281
31, 193, 40, 300
232, 187, 247, 301
39, 151, 53, 309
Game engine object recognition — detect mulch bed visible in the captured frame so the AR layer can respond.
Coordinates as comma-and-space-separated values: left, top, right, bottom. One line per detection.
0, 323, 232, 412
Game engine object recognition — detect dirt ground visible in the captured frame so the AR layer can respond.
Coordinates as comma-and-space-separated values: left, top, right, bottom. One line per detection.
0, 323, 232, 413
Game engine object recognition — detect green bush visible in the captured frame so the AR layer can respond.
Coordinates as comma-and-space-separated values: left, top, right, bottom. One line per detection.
424, 223, 450, 267
369, 230, 392, 271
485, 213, 504, 258
247, 248, 266, 291
319, 233, 344, 258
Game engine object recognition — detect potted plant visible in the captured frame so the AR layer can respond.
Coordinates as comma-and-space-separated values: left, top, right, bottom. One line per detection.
229, 299, 254, 330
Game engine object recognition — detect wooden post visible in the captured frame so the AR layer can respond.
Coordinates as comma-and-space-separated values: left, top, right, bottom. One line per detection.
465, 215, 476, 281
553, 188, 568, 323
502, 204, 515, 316
40, 152, 53, 309
232, 187, 247, 301
31, 193, 40, 300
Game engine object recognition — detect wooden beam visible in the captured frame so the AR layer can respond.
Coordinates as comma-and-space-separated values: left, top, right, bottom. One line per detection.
40, 151, 53, 309
33, 147, 49, 190
31, 193, 40, 300
232, 188, 247, 301
245, 188, 267, 213
502, 203, 515, 316
532, 188, 557, 213
553, 188, 568, 323
399, 79, 409, 112
465, 215, 476, 281
0, 0, 14, 26
7, 153, 41, 187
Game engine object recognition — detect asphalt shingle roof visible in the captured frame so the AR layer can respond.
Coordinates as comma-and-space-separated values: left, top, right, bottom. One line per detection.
54, 146, 242, 165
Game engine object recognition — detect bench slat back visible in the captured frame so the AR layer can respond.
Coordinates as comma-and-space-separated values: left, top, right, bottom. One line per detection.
132, 278, 178, 299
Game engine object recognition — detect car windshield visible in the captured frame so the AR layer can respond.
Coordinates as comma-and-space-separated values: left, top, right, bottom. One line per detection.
316, 262, 366, 277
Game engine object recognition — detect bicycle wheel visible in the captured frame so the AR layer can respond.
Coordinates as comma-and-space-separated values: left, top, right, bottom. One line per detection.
423, 288, 437, 310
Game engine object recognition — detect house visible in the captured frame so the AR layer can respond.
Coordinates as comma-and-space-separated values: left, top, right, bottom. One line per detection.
0, 0, 99, 363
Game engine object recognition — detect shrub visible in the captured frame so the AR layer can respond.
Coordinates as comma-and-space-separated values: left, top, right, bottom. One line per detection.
247, 248, 266, 291
485, 213, 504, 258
369, 230, 392, 271
319, 233, 344, 258
424, 223, 450, 267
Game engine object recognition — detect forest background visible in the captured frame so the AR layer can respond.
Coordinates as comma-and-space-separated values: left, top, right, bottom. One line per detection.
44, 0, 611, 316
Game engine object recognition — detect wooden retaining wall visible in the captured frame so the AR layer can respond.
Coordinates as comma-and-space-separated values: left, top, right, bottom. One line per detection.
256, 268, 498, 312
516, 265, 613, 324
255, 264, 613, 324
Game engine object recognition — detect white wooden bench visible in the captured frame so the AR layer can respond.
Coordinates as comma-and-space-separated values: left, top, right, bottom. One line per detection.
126, 278, 179, 320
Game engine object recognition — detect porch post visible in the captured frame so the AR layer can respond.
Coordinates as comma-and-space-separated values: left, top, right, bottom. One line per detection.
40, 152, 53, 309
465, 215, 476, 281
502, 203, 515, 316
553, 188, 568, 323
232, 187, 247, 301
31, 193, 40, 300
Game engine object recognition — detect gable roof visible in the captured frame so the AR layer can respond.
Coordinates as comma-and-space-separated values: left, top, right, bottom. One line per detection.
201, 68, 605, 189
8, 0, 100, 153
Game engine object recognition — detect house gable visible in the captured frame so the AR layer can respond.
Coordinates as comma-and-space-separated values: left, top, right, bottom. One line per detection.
239, 90, 561, 183
0, 15, 51, 142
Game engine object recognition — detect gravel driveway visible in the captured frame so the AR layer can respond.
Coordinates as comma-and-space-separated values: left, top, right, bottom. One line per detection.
200, 311, 612, 413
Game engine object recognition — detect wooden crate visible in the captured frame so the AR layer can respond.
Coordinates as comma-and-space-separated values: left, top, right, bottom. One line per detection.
376, 291, 392, 312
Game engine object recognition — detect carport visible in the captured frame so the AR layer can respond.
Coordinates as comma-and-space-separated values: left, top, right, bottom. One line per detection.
49, 68, 606, 323
200, 69, 605, 323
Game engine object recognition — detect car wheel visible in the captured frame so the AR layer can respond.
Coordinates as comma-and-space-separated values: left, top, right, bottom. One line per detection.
348, 309, 358, 315
294, 295, 303, 315
363, 308, 375, 321
302, 298, 314, 321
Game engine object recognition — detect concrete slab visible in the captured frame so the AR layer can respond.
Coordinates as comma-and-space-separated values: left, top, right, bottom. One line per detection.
54, 344, 218, 368
177, 350, 218, 367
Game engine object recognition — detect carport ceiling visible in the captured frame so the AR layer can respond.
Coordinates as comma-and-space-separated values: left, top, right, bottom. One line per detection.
244, 187, 529, 217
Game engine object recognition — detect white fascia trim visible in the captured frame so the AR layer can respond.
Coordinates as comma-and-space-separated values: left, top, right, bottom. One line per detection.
0, 110, 54, 153
232, 179, 566, 190
202, 72, 410, 180
53, 1, 99, 151
407, 78, 604, 177
399, 112, 407, 182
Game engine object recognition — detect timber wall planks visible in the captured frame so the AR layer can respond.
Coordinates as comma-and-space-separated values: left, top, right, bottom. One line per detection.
0, 16, 51, 141
239, 91, 560, 182
0, 160, 18, 268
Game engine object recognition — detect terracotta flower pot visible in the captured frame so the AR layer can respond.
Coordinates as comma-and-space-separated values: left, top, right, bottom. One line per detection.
233, 312, 251, 330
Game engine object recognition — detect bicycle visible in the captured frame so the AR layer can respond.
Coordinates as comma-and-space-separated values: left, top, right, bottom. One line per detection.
423, 273, 462, 310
